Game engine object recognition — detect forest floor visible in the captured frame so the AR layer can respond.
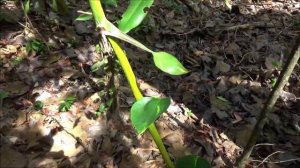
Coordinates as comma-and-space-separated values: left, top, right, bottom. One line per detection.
0, 0, 299, 168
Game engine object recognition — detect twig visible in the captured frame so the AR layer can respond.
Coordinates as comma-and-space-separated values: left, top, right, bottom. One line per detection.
236, 34, 300, 168
77, 10, 92, 15
252, 158, 300, 164
221, 22, 275, 31
256, 151, 283, 167
254, 143, 275, 147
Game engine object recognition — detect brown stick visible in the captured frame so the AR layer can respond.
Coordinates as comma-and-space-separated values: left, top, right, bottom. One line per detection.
236, 34, 300, 168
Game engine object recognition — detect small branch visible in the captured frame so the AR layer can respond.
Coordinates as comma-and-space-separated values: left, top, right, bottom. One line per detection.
252, 158, 300, 164
256, 151, 283, 167
236, 34, 300, 168
77, 10, 92, 15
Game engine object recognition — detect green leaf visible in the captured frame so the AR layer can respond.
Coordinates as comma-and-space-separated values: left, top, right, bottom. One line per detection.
176, 155, 211, 168
34, 101, 43, 110
0, 91, 9, 100
102, 0, 117, 7
75, 14, 93, 21
91, 58, 108, 72
153, 52, 189, 75
59, 96, 75, 112
118, 0, 154, 33
216, 96, 228, 102
98, 104, 107, 113
24, 0, 30, 14
130, 97, 170, 134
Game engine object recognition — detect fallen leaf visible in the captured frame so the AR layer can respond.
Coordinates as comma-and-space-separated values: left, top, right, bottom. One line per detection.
215, 60, 231, 73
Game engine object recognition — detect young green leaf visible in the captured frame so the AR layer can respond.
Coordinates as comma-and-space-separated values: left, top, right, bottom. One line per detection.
34, 100, 44, 110
176, 155, 211, 168
59, 96, 76, 112
153, 52, 189, 75
130, 97, 170, 134
24, 0, 30, 14
75, 14, 93, 21
118, 0, 154, 33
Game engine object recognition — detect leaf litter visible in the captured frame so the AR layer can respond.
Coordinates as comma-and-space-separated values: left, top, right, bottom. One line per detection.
0, 0, 300, 167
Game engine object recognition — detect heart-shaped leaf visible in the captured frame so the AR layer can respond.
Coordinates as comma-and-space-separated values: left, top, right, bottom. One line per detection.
118, 0, 154, 33
176, 155, 211, 168
131, 97, 170, 134
75, 14, 93, 21
153, 52, 189, 75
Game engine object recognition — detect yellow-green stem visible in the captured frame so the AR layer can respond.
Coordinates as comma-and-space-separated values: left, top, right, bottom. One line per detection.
108, 38, 175, 168
89, 0, 106, 24
148, 123, 175, 168
108, 38, 142, 100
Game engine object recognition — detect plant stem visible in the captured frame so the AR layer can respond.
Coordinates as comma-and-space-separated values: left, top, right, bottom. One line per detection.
108, 38, 142, 100
109, 38, 175, 168
89, 1, 175, 167
236, 34, 300, 168
148, 123, 175, 168
89, 0, 106, 24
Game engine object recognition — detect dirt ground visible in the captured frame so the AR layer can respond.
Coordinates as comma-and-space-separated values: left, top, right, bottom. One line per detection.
0, 0, 299, 168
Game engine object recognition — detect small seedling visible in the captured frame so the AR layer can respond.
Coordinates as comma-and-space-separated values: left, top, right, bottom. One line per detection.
96, 104, 106, 116
184, 107, 193, 117
270, 77, 277, 87
34, 100, 44, 110
271, 60, 281, 69
26, 39, 46, 55
59, 96, 76, 112
12, 56, 24, 65
95, 44, 101, 53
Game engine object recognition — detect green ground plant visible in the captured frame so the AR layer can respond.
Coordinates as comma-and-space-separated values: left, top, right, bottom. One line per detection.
59, 96, 76, 112
87, 0, 210, 167
26, 39, 46, 55
34, 100, 44, 110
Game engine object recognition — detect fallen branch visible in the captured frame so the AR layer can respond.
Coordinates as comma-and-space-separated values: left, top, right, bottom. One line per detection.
236, 34, 300, 168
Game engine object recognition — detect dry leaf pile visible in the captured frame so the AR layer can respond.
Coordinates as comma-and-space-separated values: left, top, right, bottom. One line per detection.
0, 0, 299, 167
